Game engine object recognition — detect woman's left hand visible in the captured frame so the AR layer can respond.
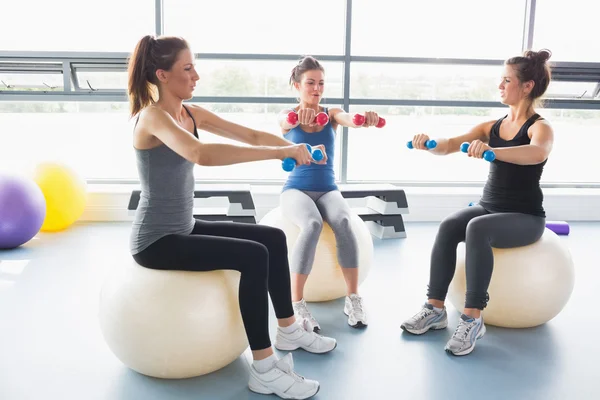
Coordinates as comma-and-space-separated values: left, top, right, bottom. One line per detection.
363, 111, 380, 127
312, 144, 328, 164
467, 139, 492, 159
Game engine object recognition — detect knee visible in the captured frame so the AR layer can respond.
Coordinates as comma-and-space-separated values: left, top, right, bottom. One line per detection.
465, 218, 488, 240
330, 213, 351, 232
242, 243, 269, 278
269, 226, 287, 249
304, 218, 323, 236
437, 216, 464, 239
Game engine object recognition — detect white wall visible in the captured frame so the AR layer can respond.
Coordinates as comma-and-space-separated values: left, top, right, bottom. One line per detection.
81, 184, 600, 223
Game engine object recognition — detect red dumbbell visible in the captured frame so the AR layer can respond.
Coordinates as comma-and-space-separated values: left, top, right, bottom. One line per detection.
287, 111, 329, 126
352, 113, 386, 128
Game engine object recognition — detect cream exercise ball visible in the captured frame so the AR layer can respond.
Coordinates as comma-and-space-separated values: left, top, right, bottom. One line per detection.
448, 228, 574, 328
260, 207, 374, 302
99, 260, 248, 379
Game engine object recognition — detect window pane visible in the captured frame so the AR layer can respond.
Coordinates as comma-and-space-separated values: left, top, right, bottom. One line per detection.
350, 62, 502, 100
0, 102, 136, 180
1, 1, 154, 51
539, 109, 600, 184
0, 102, 343, 182
164, 0, 345, 55
533, 0, 600, 62
190, 103, 343, 182
546, 81, 599, 100
76, 70, 127, 91
346, 106, 600, 184
194, 60, 344, 99
0, 73, 63, 91
352, 0, 525, 59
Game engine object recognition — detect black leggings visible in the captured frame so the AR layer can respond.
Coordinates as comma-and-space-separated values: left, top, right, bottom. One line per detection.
427, 205, 545, 309
133, 219, 294, 351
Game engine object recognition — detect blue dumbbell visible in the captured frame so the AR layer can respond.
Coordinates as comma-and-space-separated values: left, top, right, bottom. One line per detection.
460, 142, 495, 162
282, 144, 324, 171
407, 140, 437, 150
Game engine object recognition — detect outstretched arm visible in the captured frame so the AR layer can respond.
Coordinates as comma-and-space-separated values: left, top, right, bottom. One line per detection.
188, 104, 294, 147
411, 120, 495, 155
139, 106, 310, 166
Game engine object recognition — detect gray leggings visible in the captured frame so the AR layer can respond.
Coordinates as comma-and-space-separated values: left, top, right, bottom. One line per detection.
280, 189, 359, 275
428, 205, 545, 309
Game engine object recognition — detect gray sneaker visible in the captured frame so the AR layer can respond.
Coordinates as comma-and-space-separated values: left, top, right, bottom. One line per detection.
401, 303, 448, 335
444, 314, 486, 356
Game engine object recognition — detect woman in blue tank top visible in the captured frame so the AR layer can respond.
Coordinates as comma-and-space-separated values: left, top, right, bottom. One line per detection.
277, 56, 383, 332
401, 49, 555, 356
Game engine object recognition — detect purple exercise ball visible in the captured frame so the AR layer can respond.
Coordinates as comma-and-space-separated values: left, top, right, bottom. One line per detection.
0, 173, 47, 249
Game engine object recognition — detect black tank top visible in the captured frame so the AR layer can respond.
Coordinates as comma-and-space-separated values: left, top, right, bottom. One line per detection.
478, 114, 546, 217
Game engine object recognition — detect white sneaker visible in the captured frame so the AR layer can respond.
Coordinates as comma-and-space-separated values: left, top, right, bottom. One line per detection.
248, 353, 320, 399
292, 299, 321, 332
344, 294, 368, 328
274, 318, 337, 354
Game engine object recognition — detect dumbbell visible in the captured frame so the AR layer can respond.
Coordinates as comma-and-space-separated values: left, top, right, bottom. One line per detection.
407, 140, 437, 149
460, 142, 496, 162
282, 144, 324, 172
287, 111, 329, 126
352, 113, 386, 128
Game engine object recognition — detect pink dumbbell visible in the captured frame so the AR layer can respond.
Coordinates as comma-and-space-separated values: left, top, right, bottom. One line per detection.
352, 113, 386, 128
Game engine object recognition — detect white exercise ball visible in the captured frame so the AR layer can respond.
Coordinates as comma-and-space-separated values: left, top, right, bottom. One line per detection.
448, 228, 575, 328
260, 207, 374, 302
99, 260, 248, 378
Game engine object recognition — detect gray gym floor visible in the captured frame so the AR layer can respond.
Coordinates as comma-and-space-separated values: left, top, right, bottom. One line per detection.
0, 221, 596, 400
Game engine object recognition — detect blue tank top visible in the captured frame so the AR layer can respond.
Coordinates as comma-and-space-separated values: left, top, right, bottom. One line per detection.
282, 108, 338, 192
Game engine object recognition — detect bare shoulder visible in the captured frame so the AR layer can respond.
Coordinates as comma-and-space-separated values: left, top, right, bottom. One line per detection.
528, 117, 553, 139
184, 104, 209, 124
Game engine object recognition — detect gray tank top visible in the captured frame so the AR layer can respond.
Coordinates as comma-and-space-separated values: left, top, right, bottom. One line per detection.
129, 105, 197, 255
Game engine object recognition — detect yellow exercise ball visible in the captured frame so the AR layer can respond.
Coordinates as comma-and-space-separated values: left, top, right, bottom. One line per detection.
32, 162, 87, 232
260, 207, 374, 302
99, 260, 249, 379
448, 228, 575, 328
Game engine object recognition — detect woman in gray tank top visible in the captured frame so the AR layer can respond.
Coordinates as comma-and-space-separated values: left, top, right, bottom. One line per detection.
127, 34, 336, 399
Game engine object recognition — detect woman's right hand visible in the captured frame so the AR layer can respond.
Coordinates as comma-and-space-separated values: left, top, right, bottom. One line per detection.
281, 143, 313, 166
411, 133, 432, 150
297, 108, 317, 127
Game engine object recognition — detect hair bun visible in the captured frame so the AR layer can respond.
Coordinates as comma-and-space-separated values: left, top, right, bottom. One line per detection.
525, 48, 552, 63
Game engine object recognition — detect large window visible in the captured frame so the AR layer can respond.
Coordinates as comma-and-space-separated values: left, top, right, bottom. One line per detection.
1, 0, 599, 187
533, 0, 600, 62
164, 0, 346, 55
1, 1, 154, 52
352, 0, 525, 59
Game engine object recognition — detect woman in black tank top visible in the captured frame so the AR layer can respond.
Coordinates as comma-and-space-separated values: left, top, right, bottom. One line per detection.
401, 49, 555, 356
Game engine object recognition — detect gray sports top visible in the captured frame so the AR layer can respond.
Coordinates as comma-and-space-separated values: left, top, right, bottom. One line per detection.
129, 105, 196, 255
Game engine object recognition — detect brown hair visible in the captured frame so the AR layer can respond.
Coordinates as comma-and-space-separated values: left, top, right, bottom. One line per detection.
289, 56, 325, 87
127, 35, 189, 117
505, 49, 552, 104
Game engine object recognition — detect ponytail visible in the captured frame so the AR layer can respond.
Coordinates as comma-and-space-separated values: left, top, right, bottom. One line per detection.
127, 35, 189, 117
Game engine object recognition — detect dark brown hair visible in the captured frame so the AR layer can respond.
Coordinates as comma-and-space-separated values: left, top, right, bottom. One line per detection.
505, 49, 552, 103
289, 56, 325, 87
127, 35, 189, 117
